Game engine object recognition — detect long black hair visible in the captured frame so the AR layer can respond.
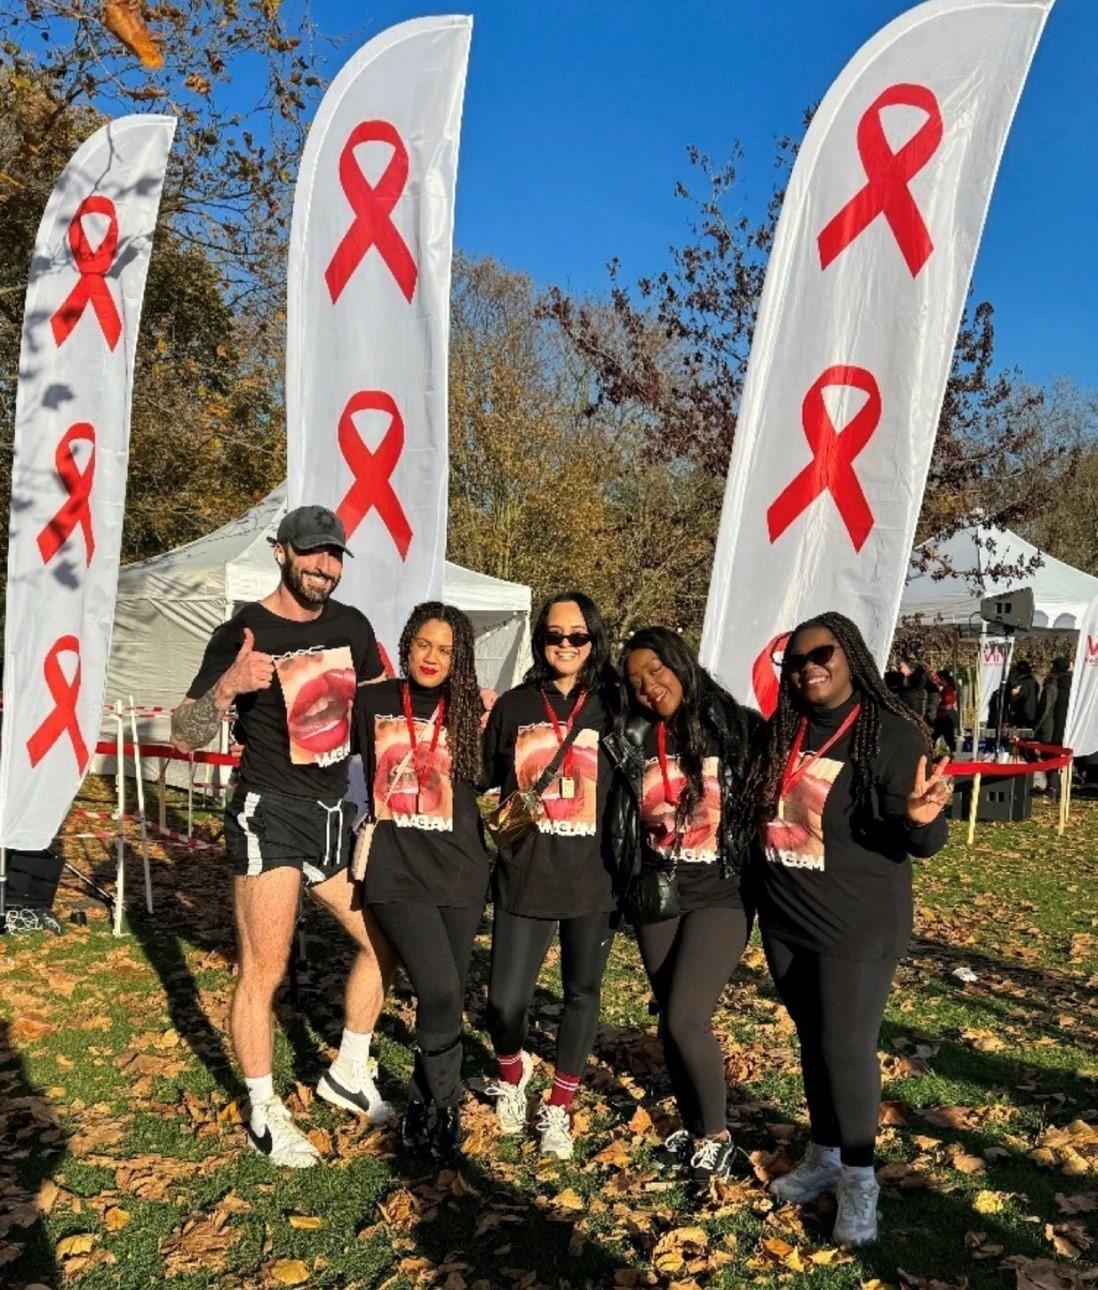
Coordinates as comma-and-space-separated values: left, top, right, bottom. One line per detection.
755, 611, 929, 826
525, 590, 621, 714
398, 601, 482, 785
620, 626, 756, 845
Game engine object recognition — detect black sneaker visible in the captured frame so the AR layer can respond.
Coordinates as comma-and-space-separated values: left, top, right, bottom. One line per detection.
653, 1128, 695, 1171
690, 1135, 736, 1185
401, 1100, 432, 1152
430, 1105, 463, 1164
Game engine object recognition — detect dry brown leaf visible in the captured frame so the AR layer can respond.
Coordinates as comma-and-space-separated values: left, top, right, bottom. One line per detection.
627, 1105, 654, 1136
554, 1187, 585, 1211
972, 1190, 1009, 1215
1056, 1193, 1098, 1214
102, 0, 164, 69
56, 1232, 96, 1258
12, 1011, 57, 1042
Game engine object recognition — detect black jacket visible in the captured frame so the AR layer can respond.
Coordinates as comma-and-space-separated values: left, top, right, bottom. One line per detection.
603, 690, 764, 889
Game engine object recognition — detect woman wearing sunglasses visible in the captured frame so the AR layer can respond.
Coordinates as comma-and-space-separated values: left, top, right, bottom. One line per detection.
482, 592, 621, 1159
752, 612, 950, 1246
354, 602, 489, 1164
611, 627, 763, 1187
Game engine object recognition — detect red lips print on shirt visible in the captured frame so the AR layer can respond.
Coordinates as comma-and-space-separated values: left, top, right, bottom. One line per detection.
513, 724, 599, 836
763, 754, 844, 872
640, 754, 721, 862
373, 714, 454, 830
276, 646, 356, 766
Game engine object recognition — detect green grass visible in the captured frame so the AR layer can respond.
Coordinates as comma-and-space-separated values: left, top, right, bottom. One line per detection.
1, 779, 1096, 1288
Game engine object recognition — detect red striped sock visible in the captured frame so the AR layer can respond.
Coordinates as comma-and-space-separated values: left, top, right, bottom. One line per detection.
548, 1070, 582, 1108
497, 1051, 525, 1085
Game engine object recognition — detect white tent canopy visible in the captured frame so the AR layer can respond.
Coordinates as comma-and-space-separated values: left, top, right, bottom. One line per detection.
104, 484, 532, 718
900, 523, 1098, 632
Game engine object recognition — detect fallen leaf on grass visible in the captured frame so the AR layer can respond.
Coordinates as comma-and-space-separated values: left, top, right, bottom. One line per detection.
12, 1012, 57, 1042
1002, 1254, 1098, 1290
554, 1187, 585, 1211
269, 1258, 311, 1285
56, 1232, 96, 1258
973, 1190, 1010, 1215
288, 1214, 323, 1230
627, 1105, 653, 1136
103, 1206, 131, 1232
964, 1230, 1004, 1260
1056, 1193, 1098, 1214
160, 1209, 239, 1275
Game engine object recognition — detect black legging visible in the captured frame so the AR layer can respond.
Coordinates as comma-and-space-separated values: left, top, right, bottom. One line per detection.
369, 901, 482, 1108
763, 934, 897, 1167
635, 904, 750, 1137
486, 908, 615, 1075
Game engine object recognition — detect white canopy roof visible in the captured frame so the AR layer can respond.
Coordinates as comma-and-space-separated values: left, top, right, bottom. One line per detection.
900, 522, 1098, 632
105, 484, 532, 712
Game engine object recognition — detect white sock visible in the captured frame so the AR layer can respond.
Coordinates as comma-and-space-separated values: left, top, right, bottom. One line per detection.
245, 1073, 275, 1121
336, 1028, 372, 1067
812, 1143, 841, 1164
841, 1162, 876, 1182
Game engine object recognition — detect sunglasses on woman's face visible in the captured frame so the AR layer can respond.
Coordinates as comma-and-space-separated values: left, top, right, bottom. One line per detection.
780, 643, 839, 671
544, 630, 592, 648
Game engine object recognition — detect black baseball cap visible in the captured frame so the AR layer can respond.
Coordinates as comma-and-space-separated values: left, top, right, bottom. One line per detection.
272, 505, 353, 556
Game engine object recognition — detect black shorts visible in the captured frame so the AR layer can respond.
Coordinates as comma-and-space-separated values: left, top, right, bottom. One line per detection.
224, 788, 355, 885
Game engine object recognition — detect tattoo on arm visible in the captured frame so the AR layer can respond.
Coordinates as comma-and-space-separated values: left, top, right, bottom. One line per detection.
171, 690, 222, 751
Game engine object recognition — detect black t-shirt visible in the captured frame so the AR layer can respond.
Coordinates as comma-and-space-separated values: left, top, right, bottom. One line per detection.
355, 678, 489, 909
483, 680, 616, 919
638, 722, 742, 912
754, 695, 948, 959
185, 599, 382, 802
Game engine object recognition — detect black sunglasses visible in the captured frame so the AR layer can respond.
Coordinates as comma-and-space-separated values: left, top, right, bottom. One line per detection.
544, 630, 592, 648
779, 643, 839, 671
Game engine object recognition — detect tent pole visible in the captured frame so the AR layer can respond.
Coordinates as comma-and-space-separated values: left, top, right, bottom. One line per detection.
966, 772, 981, 847
130, 696, 152, 915
112, 701, 125, 937
0, 846, 6, 921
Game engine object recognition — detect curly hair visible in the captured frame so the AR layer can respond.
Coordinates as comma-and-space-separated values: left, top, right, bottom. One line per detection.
754, 611, 929, 826
398, 601, 482, 785
525, 590, 622, 715
620, 626, 756, 845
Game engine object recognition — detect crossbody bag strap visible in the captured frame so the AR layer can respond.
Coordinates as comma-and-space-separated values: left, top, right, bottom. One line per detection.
531, 718, 586, 797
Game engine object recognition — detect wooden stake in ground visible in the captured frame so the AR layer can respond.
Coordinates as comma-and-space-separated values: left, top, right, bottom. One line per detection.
966, 772, 981, 847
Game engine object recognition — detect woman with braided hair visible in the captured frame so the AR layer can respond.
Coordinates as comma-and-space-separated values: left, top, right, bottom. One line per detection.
752, 612, 951, 1246
353, 602, 489, 1163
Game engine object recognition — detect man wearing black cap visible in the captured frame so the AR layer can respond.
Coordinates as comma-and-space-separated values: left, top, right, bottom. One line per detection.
172, 505, 394, 1167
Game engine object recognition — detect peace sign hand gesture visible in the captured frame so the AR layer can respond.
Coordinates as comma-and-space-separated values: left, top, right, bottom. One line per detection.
906, 755, 952, 826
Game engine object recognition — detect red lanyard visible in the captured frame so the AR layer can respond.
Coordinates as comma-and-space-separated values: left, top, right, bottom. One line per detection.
540, 687, 587, 776
779, 703, 861, 803
401, 681, 446, 791
655, 721, 679, 805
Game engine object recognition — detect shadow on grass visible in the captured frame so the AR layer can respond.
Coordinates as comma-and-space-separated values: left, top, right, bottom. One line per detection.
0, 1017, 66, 1287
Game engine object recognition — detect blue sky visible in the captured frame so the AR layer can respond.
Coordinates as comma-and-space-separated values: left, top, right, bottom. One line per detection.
304, 0, 1095, 391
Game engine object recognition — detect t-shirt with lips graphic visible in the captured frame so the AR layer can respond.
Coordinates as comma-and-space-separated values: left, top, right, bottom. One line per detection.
753, 694, 949, 960
483, 681, 616, 919
185, 599, 382, 801
354, 678, 488, 909
638, 722, 742, 912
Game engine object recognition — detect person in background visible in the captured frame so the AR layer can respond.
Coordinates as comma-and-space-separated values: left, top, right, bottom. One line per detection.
931, 667, 959, 754
482, 592, 621, 1160
751, 612, 950, 1246
1034, 657, 1073, 794
898, 660, 940, 726
609, 627, 763, 1188
1009, 660, 1039, 729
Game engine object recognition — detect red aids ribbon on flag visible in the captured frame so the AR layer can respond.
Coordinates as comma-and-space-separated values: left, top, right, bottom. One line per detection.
324, 121, 418, 305
25, 636, 89, 772
752, 632, 790, 718
36, 422, 96, 567
336, 390, 414, 559
50, 195, 123, 350
817, 83, 943, 277
767, 365, 881, 553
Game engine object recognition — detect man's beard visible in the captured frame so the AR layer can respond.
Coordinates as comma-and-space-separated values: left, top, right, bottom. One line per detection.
283, 559, 339, 607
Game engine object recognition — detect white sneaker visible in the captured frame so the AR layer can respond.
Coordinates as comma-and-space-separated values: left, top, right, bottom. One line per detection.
316, 1057, 394, 1125
246, 1096, 321, 1168
486, 1052, 533, 1136
536, 1103, 574, 1159
769, 1142, 842, 1203
833, 1168, 880, 1246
